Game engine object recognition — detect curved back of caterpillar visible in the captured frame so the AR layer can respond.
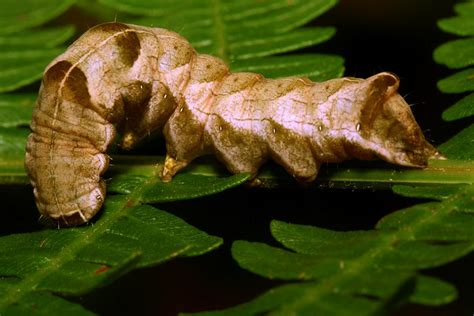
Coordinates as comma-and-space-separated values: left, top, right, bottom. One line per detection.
25, 22, 438, 226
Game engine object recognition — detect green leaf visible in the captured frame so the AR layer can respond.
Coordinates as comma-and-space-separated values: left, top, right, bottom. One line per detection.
256, 158, 473, 189
204, 242, 413, 316
392, 184, 468, 200
437, 1, 474, 36
0, 127, 29, 184
118, 0, 342, 77
454, 1, 474, 16
0, 26, 75, 49
0, 26, 74, 93
0, 127, 29, 165
205, 184, 473, 315
184, 282, 332, 316
0, 168, 252, 313
75, 0, 124, 22
442, 92, 474, 120
381, 13, 474, 313
437, 67, 474, 93
231, 241, 343, 280
107, 169, 250, 203
435, 0, 474, 127
3, 153, 473, 188
228, 27, 336, 60
0, 0, 75, 34
225, 0, 338, 33
0, 48, 65, 93
103, 0, 336, 31
438, 16, 474, 36
3, 124, 474, 187
409, 275, 458, 306
99, 0, 197, 15
433, 38, 474, 69
438, 124, 474, 159
231, 54, 345, 81
2, 291, 95, 316
0, 93, 35, 127
140, 173, 250, 203
188, 277, 456, 316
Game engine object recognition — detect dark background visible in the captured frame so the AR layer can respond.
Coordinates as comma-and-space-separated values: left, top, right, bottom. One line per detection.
3, 0, 473, 315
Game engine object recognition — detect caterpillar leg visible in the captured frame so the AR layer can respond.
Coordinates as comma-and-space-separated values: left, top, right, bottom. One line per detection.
161, 154, 189, 182
266, 123, 319, 183
161, 107, 205, 182
120, 81, 176, 150
204, 115, 267, 178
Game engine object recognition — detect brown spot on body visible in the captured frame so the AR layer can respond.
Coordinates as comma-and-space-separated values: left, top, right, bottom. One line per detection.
63, 66, 94, 110
88, 23, 141, 67
116, 31, 141, 67
43, 60, 93, 110
110, 24, 141, 67
44, 60, 71, 85
40, 60, 72, 109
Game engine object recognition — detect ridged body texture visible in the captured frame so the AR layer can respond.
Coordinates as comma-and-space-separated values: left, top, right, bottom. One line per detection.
25, 23, 437, 225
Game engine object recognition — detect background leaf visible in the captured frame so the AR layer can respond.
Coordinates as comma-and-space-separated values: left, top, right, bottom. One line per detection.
0, 127, 29, 184
0, 94, 35, 128
231, 54, 344, 82
0, 26, 75, 48
437, 67, 474, 93
438, 2, 474, 36
433, 38, 474, 69
438, 124, 474, 159
0, 47, 65, 93
442, 93, 474, 121
196, 183, 472, 315
0, 27, 75, 93
116, 0, 344, 80
0, 0, 75, 34
0, 167, 250, 314
435, 0, 474, 121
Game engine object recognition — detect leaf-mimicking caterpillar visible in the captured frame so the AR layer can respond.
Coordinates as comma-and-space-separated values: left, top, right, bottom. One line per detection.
25, 22, 439, 226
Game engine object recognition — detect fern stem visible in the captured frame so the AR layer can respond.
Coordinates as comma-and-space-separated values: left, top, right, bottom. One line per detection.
2, 156, 472, 188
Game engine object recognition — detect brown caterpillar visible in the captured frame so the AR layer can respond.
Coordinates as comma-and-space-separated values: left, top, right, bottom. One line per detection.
25, 22, 438, 226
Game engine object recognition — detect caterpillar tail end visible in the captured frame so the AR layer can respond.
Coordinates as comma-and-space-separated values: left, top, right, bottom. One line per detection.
161, 155, 189, 182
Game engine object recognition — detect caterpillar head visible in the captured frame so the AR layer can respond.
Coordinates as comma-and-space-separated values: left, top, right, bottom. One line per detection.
343, 72, 440, 167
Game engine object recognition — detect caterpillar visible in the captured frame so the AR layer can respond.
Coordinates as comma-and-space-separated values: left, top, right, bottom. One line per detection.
25, 22, 439, 226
